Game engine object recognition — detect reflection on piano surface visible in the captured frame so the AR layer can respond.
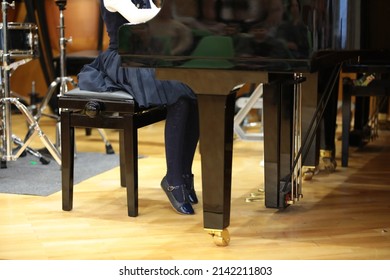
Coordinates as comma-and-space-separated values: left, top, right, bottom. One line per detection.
118, 0, 370, 245
119, 0, 361, 71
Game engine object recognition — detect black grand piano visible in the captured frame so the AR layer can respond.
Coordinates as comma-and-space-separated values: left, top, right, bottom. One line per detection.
117, 0, 383, 245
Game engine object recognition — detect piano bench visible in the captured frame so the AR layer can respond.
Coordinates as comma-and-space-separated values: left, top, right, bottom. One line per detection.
58, 88, 167, 217
341, 77, 390, 167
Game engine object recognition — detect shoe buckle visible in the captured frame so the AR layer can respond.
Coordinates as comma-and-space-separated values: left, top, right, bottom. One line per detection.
167, 185, 177, 192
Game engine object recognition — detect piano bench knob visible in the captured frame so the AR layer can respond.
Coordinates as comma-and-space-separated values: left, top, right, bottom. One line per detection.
85, 100, 102, 118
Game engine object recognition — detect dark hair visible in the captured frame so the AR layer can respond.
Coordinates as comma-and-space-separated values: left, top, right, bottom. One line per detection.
131, 0, 148, 9
286, 0, 301, 12
283, 0, 301, 21
225, 0, 250, 10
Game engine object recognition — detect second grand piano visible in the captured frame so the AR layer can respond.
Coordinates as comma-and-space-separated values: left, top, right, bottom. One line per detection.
118, 0, 363, 245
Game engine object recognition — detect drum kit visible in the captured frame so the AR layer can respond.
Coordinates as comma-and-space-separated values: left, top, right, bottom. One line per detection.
0, 0, 112, 169
0, 0, 61, 169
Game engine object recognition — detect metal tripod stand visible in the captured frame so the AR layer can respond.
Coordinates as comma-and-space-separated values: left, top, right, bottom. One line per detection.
0, 0, 61, 168
30, 0, 114, 155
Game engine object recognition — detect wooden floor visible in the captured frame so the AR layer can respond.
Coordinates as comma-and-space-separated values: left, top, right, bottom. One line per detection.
1, 114, 390, 260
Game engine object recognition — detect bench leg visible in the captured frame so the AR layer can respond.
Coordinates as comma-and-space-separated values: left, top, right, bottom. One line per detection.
121, 116, 138, 217
61, 111, 75, 211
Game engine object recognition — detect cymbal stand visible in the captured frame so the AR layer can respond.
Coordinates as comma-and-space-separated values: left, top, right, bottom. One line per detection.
6, 59, 54, 164
0, 0, 61, 168
26, 0, 76, 149
31, 0, 114, 154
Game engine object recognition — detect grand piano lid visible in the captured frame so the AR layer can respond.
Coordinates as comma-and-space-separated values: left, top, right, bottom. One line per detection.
118, 0, 362, 72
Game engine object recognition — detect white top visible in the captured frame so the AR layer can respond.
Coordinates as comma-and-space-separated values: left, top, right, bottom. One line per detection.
103, 0, 160, 24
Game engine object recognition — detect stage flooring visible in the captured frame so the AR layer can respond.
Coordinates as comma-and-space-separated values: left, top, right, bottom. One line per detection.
1, 114, 389, 260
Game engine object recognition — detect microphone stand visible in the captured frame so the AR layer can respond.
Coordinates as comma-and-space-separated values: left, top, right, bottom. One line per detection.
29, 0, 114, 155
26, 0, 77, 149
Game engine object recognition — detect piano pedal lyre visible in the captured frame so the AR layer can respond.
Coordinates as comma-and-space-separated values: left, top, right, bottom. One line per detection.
278, 178, 303, 206
287, 73, 305, 204
286, 180, 304, 205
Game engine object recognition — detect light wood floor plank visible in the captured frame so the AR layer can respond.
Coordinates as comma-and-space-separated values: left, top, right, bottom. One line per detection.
1, 115, 389, 259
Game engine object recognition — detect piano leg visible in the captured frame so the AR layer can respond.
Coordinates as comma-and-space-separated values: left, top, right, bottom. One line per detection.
316, 66, 339, 174
301, 73, 320, 180
197, 92, 235, 246
154, 68, 266, 246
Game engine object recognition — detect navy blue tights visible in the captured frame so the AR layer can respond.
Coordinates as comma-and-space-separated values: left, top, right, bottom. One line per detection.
164, 98, 199, 186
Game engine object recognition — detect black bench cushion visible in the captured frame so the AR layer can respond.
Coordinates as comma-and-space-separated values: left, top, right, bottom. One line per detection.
64, 88, 134, 101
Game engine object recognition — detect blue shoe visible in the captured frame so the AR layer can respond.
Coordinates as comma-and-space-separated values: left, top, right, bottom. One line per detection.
161, 177, 194, 215
183, 174, 198, 204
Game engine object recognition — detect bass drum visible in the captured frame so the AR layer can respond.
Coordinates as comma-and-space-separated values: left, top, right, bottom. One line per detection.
0, 22, 39, 59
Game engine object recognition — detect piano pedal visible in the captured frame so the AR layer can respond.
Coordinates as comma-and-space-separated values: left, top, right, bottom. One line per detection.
282, 181, 303, 205
245, 188, 264, 202
279, 181, 293, 207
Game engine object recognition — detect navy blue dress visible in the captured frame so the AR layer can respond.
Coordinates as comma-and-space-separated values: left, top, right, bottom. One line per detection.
77, 0, 196, 108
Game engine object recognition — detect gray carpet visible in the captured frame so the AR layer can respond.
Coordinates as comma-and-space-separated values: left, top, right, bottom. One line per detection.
0, 152, 120, 196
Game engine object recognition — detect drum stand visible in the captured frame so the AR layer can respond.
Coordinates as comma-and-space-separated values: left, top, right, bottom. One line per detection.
0, 0, 61, 168
30, 0, 114, 154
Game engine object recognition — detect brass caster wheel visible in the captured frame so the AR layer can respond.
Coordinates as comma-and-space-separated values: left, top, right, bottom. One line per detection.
319, 150, 336, 173
321, 157, 337, 172
205, 228, 230, 246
